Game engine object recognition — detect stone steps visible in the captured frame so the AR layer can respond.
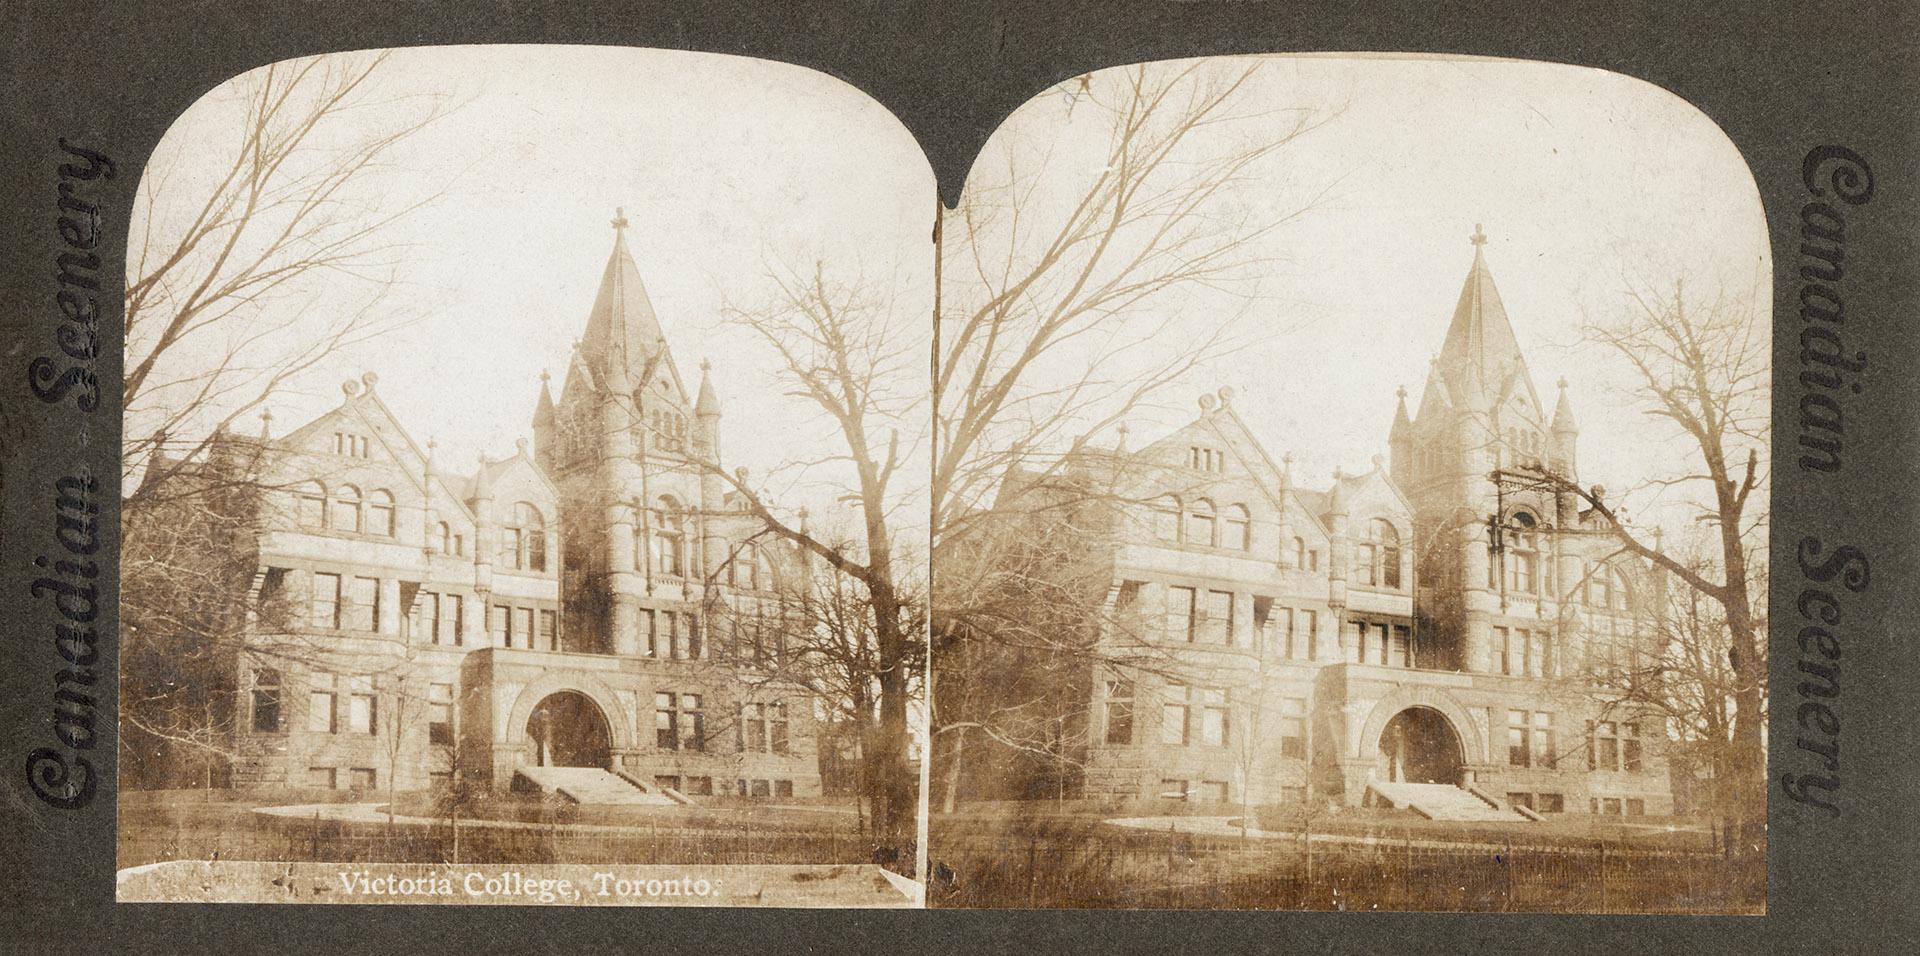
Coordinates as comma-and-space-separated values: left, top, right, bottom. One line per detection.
513, 766, 679, 806
1366, 781, 1533, 823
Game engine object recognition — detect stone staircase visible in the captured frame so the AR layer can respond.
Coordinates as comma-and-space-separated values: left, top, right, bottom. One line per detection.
1366, 781, 1534, 823
512, 766, 683, 806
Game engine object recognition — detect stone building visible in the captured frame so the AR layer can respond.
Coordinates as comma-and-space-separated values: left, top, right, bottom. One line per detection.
1002, 231, 1674, 818
208, 215, 821, 801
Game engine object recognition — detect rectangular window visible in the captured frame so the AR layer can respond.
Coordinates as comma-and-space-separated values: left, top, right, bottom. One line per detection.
684, 694, 708, 752
348, 768, 376, 791
686, 614, 704, 659
348, 576, 379, 632
685, 776, 714, 796
1198, 688, 1229, 747
1603, 797, 1623, 815
1160, 684, 1189, 746
1202, 781, 1229, 804
654, 775, 682, 793
1495, 626, 1512, 675
642, 609, 660, 657
655, 692, 679, 750
308, 767, 337, 789
1252, 597, 1273, 653
1345, 620, 1363, 663
1529, 632, 1549, 678
1383, 548, 1402, 589
1375, 622, 1391, 665
1272, 605, 1294, 658
251, 670, 282, 733
311, 572, 342, 629
1165, 586, 1196, 642
308, 674, 338, 734
348, 677, 376, 735
1626, 798, 1646, 816
514, 607, 534, 650
1507, 709, 1530, 766
490, 604, 510, 647
1279, 697, 1307, 759
1538, 793, 1566, 813
750, 779, 771, 798
1303, 610, 1318, 659
1357, 543, 1377, 586
1597, 721, 1620, 771
1199, 590, 1233, 645
428, 683, 454, 746
442, 594, 463, 646
1104, 680, 1134, 745
1159, 778, 1190, 801
1623, 722, 1643, 772
1532, 711, 1554, 767
418, 591, 442, 644
1391, 625, 1410, 668
539, 610, 558, 651
743, 703, 768, 752
774, 780, 794, 798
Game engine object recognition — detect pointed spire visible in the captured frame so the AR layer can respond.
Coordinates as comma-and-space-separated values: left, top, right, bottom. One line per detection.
1436, 224, 1527, 409
1114, 421, 1129, 454
580, 208, 669, 394
695, 358, 720, 417
1552, 376, 1578, 433
533, 368, 556, 426
1390, 385, 1412, 439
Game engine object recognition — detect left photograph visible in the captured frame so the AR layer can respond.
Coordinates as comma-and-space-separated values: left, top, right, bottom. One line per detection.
115, 46, 932, 906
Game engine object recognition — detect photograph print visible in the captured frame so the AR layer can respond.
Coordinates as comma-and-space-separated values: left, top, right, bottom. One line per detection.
927, 53, 1770, 913
115, 45, 932, 907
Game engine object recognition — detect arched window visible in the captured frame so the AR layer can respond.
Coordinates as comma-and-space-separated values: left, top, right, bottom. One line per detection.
296, 481, 327, 530
651, 496, 685, 576
1506, 510, 1539, 594
330, 484, 363, 533
1292, 536, 1307, 570
1152, 495, 1181, 543
1186, 498, 1217, 547
436, 521, 453, 555
1222, 504, 1250, 551
1374, 519, 1403, 589
732, 543, 760, 589
505, 502, 547, 572
367, 489, 396, 537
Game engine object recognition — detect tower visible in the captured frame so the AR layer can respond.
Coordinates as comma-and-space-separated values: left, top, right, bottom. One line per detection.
545, 209, 704, 656
1398, 225, 1569, 673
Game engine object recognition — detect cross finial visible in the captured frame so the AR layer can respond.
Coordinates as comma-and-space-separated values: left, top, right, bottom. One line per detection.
539, 368, 550, 384
700, 357, 712, 374
611, 207, 628, 232
1470, 223, 1487, 246
1117, 422, 1129, 439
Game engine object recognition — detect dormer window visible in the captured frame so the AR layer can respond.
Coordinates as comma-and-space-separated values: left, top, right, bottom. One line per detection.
1188, 446, 1225, 473
504, 502, 548, 572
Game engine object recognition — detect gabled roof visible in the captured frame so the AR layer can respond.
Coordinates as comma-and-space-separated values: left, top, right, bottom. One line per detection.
274, 378, 477, 524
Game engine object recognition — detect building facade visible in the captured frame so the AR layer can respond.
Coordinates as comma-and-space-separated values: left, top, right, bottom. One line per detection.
1063, 233, 1674, 817
211, 216, 821, 799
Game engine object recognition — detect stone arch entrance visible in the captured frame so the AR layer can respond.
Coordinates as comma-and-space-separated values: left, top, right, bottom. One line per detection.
525, 691, 612, 768
1377, 707, 1464, 785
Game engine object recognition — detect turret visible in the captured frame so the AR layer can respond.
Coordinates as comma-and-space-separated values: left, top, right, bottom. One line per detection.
1550, 376, 1579, 475
532, 369, 556, 467
471, 450, 496, 593
1388, 386, 1413, 485
695, 359, 726, 583
1327, 467, 1350, 610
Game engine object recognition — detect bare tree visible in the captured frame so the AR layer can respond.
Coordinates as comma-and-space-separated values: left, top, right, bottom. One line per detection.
1496, 280, 1768, 849
125, 51, 449, 505
120, 52, 449, 783
684, 264, 927, 851
930, 61, 1339, 804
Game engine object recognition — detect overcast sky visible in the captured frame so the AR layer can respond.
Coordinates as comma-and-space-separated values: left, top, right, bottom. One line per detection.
140, 49, 1768, 540
139, 45, 934, 535
963, 54, 1770, 536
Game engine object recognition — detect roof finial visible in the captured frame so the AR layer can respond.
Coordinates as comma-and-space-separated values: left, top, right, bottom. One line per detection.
539, 368, 550, 384
258, 409, 273, 439
611, 207, 629, 232
700, 357, 712, 374
1470, 223, 1487, 246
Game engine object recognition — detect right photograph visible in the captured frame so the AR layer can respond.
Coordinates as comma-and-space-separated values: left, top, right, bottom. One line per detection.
928, 55, 1769, 912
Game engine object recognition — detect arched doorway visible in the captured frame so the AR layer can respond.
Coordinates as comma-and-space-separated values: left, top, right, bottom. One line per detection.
525, 691, 612, 768
1377, 707, 1464, 785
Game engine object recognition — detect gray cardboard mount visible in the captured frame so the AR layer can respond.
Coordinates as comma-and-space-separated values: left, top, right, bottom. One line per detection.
2, 1, 1915, 952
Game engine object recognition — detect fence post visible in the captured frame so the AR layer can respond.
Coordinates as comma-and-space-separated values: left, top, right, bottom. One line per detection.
1402, 827, 1413, 907
1598, 839, 1609, 914
1502, 835, 1514, 912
